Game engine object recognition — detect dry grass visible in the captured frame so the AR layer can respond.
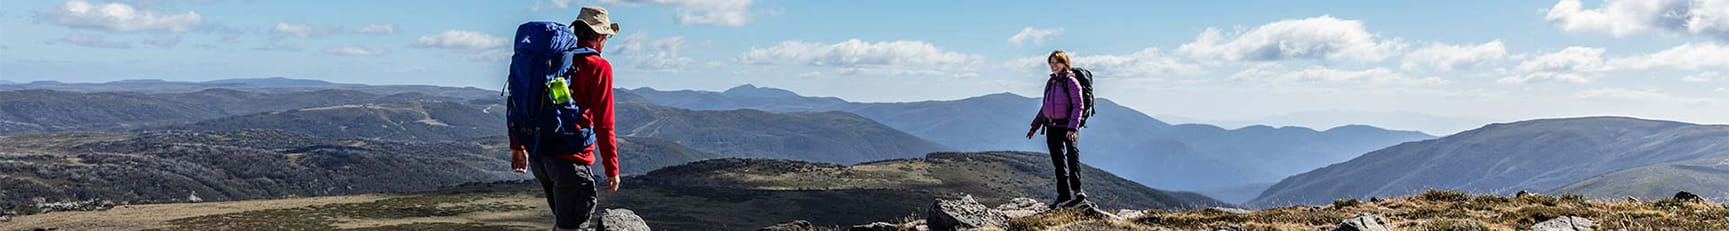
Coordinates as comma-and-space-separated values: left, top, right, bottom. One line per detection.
1004, 190, 1729, 231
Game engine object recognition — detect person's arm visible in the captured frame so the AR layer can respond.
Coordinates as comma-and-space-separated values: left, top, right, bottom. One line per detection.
583, 57, 620, 180
1063, 77, 1084, 129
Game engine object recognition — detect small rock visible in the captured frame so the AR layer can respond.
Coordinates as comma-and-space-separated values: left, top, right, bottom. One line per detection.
1202, 207, 1253, 215
1625, 196, 1640, 203
761, 220, 822, 231
847, 222, 899, 231
1530, 216, 1596, 231
1368, 197, 1382, 203
995, 197, 1047, 219
1675, 191, 1705, 203
1, 215, 11, 222
1072, 203, 1122, 220
1516, 190, 1533, 197
1332, 213, 1393, 231
598, 208, 651, 231
926, 195, 1007, 231
1115, 209, 1146, 219
1208, 225, 1243, 231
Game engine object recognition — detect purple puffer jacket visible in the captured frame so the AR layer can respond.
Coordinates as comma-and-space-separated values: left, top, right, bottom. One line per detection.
1031, 70, 1084, 129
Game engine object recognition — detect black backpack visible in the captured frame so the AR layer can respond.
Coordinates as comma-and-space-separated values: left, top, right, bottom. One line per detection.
1071, 67, 1096, 127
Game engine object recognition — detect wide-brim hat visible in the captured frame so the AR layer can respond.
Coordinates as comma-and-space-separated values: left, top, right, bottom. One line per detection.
575, 6, 618, 35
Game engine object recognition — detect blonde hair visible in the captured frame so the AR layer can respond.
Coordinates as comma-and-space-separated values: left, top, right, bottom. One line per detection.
1047, 50, 1071, 68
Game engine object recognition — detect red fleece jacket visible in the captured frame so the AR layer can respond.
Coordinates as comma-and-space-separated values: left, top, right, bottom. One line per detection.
570, 54, 619, 178
508, 51, 619, 179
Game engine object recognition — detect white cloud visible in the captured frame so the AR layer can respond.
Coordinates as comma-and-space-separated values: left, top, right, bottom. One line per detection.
611, 33, 695, 72
1499, 46, 1609, 84
1401, 40, 1508, 71
536, 0, 758, 26
355, 24, 396, 34
1576, 88, 1715, 104
272, 22, 339, 38
44, 0, 203, 33
59, 32, 132, 49
1610, 42, 1729, 69
738, 39, 983, 76
1683, 71, 1722, 82
1230, 65, 1446, 87
1009, 48, 1203, 77
530, 0, 576, 11
1008, 27, 1062, 45
1177, 15, 1404, 63
1546, 0, 1729, 40
323, 46, 384, 56
465, 49, 513, 62
413, 30, 507, 50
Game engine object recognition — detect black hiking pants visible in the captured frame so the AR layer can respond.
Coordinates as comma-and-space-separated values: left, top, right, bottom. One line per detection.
1044, 124, 1084, 200
527, 144, 598, 230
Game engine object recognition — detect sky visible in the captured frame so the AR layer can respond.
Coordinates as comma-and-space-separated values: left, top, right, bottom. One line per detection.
1, 0, 1726, 135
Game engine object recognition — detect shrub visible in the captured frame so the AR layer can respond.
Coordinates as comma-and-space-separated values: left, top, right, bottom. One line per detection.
1558, 194, 1587, 204
1414, 219, 1489, 231
1518, 194, 1559, 206
1332, 198, 1362, 208
1420, 189, 1470, 202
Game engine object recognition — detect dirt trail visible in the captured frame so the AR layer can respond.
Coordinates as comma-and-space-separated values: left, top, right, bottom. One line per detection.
5, 194, 387, 231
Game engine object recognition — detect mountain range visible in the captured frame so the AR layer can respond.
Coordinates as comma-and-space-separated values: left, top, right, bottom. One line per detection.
1253, 117, 1729, 206
625, 85, 1435, 197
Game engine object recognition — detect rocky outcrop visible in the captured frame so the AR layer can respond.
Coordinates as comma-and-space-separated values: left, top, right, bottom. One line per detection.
759, 220, 821, 231
926, 195, 1007, 231
1674, 191, 1705, 203
598, 208, 651, 231
1530, 216, 1595, 231
994, 197, 1048, 219
1332, 213, 1392, 231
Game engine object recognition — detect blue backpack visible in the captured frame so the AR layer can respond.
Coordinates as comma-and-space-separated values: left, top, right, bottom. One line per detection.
506, 21, 596, 155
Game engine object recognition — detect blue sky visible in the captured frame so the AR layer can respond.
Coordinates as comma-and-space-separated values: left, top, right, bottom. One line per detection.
1, 0, 1726, 135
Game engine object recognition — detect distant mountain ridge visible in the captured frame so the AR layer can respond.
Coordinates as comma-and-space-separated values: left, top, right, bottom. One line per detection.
1252, 116, 1729, 206
623, 85, 1434, 195
0, 77, 497, 99
3, 85, 945, 165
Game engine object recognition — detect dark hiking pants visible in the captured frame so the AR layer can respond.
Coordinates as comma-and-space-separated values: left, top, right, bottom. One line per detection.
528, 147, 598, 230
1044, 124, 1084, 200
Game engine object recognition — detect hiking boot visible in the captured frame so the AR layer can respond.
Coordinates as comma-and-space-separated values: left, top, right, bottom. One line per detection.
1059, 193, 1089, 208
1049, 195, 1071, 209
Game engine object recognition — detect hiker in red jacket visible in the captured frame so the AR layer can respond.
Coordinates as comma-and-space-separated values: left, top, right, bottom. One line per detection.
507, 6, 621, 231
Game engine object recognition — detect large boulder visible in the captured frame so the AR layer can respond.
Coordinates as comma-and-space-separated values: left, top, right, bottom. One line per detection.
995, 197, 1048, 219
926, 195, 1007, 230
1530, 216, 1595, 231
598, 208, 651, 231
1332, 213, 1393, 231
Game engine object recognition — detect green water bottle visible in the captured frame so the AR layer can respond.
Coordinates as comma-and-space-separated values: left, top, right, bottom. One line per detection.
546, 77, 573, 104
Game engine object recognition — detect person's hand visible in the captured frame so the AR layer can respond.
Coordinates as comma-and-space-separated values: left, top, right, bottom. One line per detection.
604, 175, 622, 193
1026, 128, 1037, 140
1066, 130, 1078, 142
510, 149, 528, 174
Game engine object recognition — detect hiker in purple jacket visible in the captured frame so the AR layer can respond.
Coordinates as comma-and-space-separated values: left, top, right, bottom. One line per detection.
1025, 50, 1088, 208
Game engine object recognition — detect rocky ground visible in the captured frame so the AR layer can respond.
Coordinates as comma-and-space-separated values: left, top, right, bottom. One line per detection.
5, 187, 1725, 231
837, 190, 1728, 231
